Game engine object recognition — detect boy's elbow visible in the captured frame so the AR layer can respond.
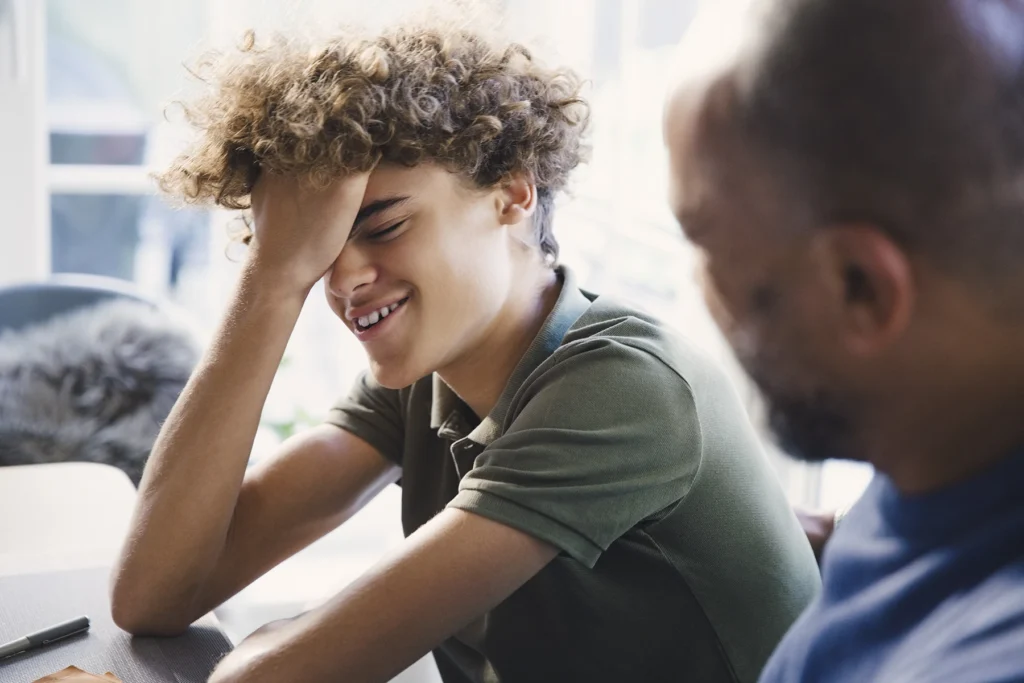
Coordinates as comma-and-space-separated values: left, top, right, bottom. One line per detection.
111, 602, 193, 637
109, 578, 194, 637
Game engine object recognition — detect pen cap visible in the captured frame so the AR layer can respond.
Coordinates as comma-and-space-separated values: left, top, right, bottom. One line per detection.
24, 616, 91, 646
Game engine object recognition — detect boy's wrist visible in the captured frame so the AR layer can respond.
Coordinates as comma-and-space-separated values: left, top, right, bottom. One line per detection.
242, 251, 318, 305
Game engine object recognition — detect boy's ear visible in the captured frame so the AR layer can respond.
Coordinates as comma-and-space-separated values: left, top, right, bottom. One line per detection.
496, 174, 537, 226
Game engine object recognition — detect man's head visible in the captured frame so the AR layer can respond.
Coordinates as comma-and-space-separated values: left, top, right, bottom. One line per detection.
665, 0, 1024, 466
160, 21, 588, 387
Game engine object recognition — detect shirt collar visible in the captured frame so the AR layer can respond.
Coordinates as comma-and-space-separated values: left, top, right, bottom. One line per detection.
429, 266, 592, 444
876, 446, 1024, 541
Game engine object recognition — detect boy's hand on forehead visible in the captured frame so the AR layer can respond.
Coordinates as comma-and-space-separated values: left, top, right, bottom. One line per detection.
247, 171, 370, 296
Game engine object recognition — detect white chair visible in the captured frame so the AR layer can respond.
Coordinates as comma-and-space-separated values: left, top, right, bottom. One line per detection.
0, 461, 136, 574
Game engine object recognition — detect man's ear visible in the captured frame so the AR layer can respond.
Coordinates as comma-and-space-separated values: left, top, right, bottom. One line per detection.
496, 174, 537, 226
810, 224, 915, 356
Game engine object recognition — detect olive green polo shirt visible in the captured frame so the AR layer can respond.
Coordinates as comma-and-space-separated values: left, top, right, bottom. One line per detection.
326, 268, 821, 683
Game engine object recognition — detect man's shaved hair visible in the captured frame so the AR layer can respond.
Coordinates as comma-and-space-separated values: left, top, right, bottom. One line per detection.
734, 0, 1024, 285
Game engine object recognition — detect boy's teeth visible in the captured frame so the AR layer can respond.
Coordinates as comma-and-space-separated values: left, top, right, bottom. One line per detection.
356, 299, 406, 331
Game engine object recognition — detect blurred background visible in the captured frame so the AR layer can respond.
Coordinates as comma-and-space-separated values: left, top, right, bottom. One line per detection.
0, 0, 871, 679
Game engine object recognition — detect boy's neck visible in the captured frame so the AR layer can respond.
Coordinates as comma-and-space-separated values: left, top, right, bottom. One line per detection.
439, 266, 561, 421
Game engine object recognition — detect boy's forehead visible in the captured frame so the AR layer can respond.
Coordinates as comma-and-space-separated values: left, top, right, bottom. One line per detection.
361, 162, 478, 208
363, 163, 438, 197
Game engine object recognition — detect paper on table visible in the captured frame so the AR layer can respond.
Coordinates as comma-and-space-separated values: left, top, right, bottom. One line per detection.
31, 666, 122, 682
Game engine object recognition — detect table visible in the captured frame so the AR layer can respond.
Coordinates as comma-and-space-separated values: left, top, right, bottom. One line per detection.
0, 463, 442, 683
0, 463, 233, 682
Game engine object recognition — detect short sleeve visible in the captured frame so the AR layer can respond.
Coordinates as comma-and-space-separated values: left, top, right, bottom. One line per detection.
325, 370, 405, 466
448, 338, 703, 567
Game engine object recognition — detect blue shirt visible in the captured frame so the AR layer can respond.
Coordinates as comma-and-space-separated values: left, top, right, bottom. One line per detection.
760, 450, 1024, 683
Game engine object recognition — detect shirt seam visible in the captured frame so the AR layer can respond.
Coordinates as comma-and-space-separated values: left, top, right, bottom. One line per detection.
638, 526, 743, 683
450, 486, 604, 566
326, 408, 404, 466
539, 333, 705, 504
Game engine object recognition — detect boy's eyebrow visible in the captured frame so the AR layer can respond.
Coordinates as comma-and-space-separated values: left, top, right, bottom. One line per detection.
348, 196, 411, 241
354, 196, 410, 226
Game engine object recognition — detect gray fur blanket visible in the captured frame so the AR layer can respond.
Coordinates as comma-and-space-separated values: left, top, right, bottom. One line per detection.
0, 300, 199, 484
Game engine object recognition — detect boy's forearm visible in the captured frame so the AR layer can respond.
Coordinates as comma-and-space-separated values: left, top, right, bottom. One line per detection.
208, 509, 557, 683
111, 262, 310, 630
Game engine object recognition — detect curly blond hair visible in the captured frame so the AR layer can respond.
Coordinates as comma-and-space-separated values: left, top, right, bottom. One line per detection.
159, 20, 590, 260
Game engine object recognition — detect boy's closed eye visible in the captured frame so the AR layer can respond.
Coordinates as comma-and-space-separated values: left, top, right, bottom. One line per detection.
368, 219, 408, 241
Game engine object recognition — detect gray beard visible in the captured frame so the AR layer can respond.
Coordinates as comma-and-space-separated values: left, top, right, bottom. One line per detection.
763, 388, 859, 463
742, 358, 860, 463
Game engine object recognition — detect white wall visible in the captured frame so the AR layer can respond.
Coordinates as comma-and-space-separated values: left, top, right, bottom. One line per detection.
0, 0, 47, 284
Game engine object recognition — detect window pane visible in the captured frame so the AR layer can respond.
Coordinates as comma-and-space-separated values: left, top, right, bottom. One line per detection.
50, 193, 144, 279
50, 192, 211, 299
45, 0, 213, 306
50, 132, 146, 166
46, 0, 206, 164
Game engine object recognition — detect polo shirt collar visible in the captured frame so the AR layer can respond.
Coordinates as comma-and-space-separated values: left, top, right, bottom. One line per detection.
429, 266, 591, 445
430, 374, 461, 431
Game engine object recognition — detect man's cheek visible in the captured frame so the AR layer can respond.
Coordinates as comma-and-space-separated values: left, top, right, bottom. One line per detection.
699, 268, 776, 377
698, 261, 741, 338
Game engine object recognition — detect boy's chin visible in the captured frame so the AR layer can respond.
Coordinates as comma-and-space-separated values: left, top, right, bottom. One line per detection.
368, 361, 422, 391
